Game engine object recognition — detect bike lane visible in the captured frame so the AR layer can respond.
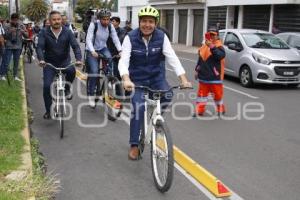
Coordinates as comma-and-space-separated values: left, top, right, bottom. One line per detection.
24, 60, 210, 200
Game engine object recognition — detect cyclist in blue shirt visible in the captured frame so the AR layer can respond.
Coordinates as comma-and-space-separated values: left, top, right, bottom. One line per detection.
85, 8, 122, 108
118, 6, 192, 160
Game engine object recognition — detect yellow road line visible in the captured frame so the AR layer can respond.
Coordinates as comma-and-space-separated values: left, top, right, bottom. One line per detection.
174, 145, 231, 197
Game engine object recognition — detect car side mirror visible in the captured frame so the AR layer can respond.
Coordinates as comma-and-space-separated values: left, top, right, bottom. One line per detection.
228, 43, 242, 52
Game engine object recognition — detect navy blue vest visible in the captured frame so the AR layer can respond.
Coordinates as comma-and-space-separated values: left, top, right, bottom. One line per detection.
128, 28, 165, 83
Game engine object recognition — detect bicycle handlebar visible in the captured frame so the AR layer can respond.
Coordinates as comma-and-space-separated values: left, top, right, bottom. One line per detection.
45, 62, 77, 71
135, 85, 192, 94
97, 53, 120, 60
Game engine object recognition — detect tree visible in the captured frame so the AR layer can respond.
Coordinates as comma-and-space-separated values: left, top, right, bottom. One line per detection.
101, 0, 116, 11
20, 0, 31, 15
0, 5, 9, 19
75, 0, 118, 19
75, 0, 101, 19
25, 0, 49, 22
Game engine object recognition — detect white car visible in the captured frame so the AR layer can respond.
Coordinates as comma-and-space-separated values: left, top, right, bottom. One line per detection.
219, 29, 300, 87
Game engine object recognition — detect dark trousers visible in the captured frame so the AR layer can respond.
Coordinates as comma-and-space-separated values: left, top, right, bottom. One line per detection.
0, 48, 22, 77
86, 48, 112, 95
43, 66, 76, 113
0, 47, 4, 65
129, 79, 173, 145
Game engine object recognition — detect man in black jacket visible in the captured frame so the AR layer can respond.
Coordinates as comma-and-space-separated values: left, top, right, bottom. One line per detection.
107, 16, 126, 79
37, 10, 82, 119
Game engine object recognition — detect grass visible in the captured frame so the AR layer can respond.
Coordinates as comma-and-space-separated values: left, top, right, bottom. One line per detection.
0, 80, 25, 176
0, 139, 60, 200
0, 60, 60, 199
0, 191, 23, 200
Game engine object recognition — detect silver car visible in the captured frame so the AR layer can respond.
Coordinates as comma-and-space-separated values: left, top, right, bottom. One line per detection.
219, 29, 300, 87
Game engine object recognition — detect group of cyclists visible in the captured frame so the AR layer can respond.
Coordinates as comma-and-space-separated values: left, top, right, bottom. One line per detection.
34, 4, 227, 160
34, 6, 192, 160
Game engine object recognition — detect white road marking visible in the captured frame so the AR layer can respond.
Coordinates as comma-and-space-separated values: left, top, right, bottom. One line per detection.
178, 56, 197, 63
224, 86, 259, 99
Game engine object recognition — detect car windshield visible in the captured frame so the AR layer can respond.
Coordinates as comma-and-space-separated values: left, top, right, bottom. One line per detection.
242, 33, 289, 49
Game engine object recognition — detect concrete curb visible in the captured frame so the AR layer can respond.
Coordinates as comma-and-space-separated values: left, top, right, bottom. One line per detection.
19, 57, 35, 200
174, 146, 231, 197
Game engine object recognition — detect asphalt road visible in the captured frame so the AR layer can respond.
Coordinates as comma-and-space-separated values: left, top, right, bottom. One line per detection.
25, 45, 300, 200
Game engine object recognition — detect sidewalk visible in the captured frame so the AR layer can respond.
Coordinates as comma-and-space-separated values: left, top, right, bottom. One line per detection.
172, 43, 199, 55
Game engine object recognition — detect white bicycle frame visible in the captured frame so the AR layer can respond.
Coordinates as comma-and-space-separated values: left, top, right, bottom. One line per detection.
47, 62, 75, 118
55, 71, 66, 116
143, 93, 165, 145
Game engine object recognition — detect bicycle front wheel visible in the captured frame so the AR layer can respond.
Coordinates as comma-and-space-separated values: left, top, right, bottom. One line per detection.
58, 90, 65, 139
27, 50, 32, 63
151, 121, 174, 192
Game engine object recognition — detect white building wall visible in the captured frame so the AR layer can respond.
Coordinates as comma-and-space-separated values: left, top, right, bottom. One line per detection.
53, 2, 69, 15
237, 5, 243, 29
226, 6, 234, 29
173, 9, 179, 43
186, 9, 194, 46
207, 0, 300, 6
9, 0, 19, 14
118, 0, 149, 28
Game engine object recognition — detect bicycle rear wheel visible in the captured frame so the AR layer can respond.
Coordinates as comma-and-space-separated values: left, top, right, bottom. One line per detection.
151, 120, 174, 193
103, 77, 122, 121
27, 50, 32, 63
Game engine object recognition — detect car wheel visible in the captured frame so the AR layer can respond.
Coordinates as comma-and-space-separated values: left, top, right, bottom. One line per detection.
239, 65, 254, 88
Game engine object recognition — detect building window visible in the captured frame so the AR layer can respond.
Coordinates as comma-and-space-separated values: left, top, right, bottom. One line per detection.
207, 6, 227, 30
243, 5, 270, 31
274, 4, 300, 32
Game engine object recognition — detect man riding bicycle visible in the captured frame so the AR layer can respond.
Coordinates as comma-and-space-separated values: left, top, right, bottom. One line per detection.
85, 8, 122, 108
118, 6, 192, 160
37, 10, 82, 119
23, 22, 34, 55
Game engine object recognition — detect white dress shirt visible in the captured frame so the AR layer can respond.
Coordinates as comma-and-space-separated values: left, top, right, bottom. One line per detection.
86, 20, 121, 52
0, 23, 5, 35
118, 34, 186, 77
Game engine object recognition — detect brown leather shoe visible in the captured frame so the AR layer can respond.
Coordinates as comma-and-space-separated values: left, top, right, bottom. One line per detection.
128, 146, 139, 160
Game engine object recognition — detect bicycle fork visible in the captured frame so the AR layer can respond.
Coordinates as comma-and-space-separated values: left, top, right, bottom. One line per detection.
56, 73, 66, 116
144, 96, 164, 145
